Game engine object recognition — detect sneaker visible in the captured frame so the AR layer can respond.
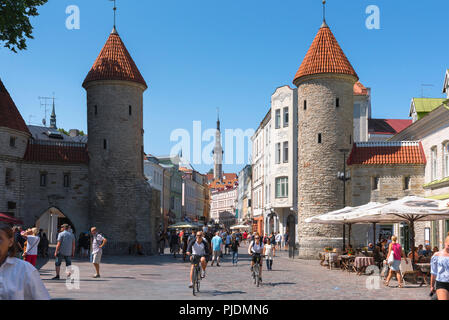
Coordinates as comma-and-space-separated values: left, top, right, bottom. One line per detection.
93, 274, 101, 278
201, 270, 206, 279
211, 262, 214, 266
51, 275, 60, 280
189, 283, 193, 288
250, 266, 254, 272
216, 263, 220, 267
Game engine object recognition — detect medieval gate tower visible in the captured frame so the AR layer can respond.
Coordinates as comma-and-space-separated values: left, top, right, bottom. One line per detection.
83, 27, 154, 254
294, 17, 359, 258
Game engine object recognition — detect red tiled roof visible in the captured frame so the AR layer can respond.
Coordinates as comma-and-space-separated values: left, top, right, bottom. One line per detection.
354, 81, 368, 96
293, 24, 358, 86
347, 142, 426, 165
0, 78, 30, 135
83, 28, 147, 88
369, 119, 413, 135
23, 141, 88, 164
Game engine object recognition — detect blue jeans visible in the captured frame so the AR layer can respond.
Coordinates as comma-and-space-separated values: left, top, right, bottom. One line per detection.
231, 251, 238, 264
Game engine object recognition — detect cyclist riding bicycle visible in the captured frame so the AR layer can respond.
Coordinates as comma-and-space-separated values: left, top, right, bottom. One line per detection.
248, 233, 264, 282
186, 231, 210, 288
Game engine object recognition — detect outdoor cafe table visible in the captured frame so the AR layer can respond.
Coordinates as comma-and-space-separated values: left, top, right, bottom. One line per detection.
354, 256, 375, 276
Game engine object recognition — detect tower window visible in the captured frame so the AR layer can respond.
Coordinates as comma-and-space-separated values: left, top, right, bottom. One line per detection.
129, 105, 132, 116
349, 135, 352, 145
40, 173, 47, 187
103, 139, 107, 150
9, 137, 16, 147
336, 98, 340, 108
318, 133, 322, 144
275, 109, 281, 129
304, 100, 307, 110
94, 105, 98, 115
63, 173, 71, 188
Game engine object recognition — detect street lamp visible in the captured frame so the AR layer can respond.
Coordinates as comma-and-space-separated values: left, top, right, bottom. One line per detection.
337, 148, 351, 251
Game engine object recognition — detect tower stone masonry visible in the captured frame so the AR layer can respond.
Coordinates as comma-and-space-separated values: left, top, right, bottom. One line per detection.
294, 22, 358, 258
83, 28, 156, 254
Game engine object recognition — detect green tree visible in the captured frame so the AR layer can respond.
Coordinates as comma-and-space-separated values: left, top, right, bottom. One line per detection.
0, 0, 48, 53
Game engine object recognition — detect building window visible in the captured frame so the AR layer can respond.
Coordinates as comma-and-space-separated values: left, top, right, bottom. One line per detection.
304, 100, 307, 110
94, 105, 98, 115
9, 137, 16, 147
40, 173, 47, 187
283, 141, 288, 163
336, 98, 340, 108
103, 139, 107, 150
404, 176, 410, 190
318, 133, 322, 144
275, 177, 288, 198
5, 169, 12, 186
431, 147, 438, 181
444, 142, 449, 178
283, 107, 289, 128
275, 109, 281, 129
349, 135, 352, 145
129, 105, 132, 116
63, 173, 71, 188
275, 143, 281, 164
7, 202, 16, 210
372, 177, 379, 190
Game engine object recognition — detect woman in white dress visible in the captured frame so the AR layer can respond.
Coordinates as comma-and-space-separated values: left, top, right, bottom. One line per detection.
263, 239, 276, 271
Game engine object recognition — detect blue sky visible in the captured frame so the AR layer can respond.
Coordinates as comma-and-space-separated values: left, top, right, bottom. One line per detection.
1, 0, 448, 174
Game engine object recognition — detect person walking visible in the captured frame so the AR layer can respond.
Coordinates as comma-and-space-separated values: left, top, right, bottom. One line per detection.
0, 223, 50, 300
384, 235, 408, 288
283, 232, 288, 251
243, 231, 248, 245
225, 233, 232, 256
90, 227, 107, 278
78, 232, 90, 258
13, 226, 25, 259
211, 231, 223, 266
275, 232, 282, 250
52, 224, 75, 280
158, 230, 166, 255
230, 235, 240, 266
40, 232, 49, 258
264, 238, 275, 271
22, 228, 40, 267
430, 236, 449, 300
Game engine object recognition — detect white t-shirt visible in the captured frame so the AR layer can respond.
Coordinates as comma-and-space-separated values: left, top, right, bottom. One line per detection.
92, 233, 105, 254
0, 257, 50, 300
265, 244, 274, 259
25, 236, 40, 256
275, 234, 282, 243
250, 241, 264, 254
191, 241, 206, 256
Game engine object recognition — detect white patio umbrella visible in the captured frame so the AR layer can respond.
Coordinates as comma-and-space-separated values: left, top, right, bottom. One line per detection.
305, 202, 385, 249
230, 224, 250, 230
339, 196, 449, 265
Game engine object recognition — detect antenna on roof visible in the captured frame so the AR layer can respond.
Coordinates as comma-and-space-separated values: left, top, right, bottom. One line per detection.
38, 95, 57, 128
321, 0, 328, 27
421, 84, 434, 98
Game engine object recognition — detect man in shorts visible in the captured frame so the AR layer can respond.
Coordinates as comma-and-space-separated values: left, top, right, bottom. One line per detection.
52, 224, 75, 280
90, 227, 107, 278
211, 231, 223, 266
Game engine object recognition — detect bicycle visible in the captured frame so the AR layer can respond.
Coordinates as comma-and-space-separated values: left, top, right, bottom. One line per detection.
191, 255, 202, 296
251, 253, 265, 287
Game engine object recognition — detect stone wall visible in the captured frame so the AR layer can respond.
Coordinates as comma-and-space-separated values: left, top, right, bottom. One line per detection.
297, 74, 356, 259
349, 164, 426, 248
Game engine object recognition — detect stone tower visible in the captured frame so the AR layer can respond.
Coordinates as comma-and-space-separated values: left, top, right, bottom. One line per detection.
83, 27, 154, 254
213, 113, 223, 180
294, 20, 359, 258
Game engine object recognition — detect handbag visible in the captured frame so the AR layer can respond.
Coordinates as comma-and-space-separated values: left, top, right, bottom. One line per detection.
387, 252, 395, 265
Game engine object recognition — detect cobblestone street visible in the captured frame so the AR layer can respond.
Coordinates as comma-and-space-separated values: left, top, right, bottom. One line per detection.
38, 244, 430, 300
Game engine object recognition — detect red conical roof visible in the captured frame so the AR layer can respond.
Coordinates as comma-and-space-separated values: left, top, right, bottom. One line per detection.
293, 23, 358, 86
0, 78, 30, 135
83, 28, 147, 88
